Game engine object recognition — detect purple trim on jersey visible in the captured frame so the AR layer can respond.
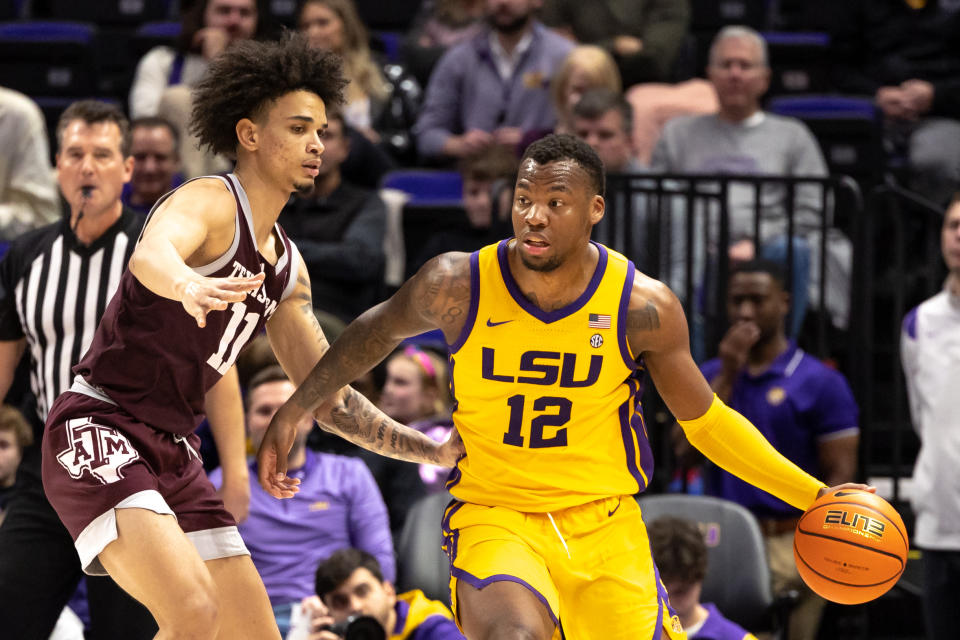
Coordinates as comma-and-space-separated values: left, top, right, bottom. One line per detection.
650, 559, 666, 640
496, 240, 608, 324
618, 378, 646, 491
903, 306, 918, 340
450, 567, 559, 627
393, 599, 411, 636
449, 251, 480, 353
440, 499, 464, 575
618, 260, 638, 369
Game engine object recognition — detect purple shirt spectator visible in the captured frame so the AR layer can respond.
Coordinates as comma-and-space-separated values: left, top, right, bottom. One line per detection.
700, 341, 858, 519
692, 603, 756, 640
412, 22, 573, 159
209, 449, 395, 607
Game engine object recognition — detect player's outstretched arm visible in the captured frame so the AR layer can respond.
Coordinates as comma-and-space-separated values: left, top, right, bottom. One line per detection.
258, 254, 469, 498
626, 274, 828, 511
128, 179, 265, 327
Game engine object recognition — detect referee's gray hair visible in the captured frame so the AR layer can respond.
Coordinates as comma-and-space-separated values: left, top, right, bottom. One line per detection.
708, 25, 768, 68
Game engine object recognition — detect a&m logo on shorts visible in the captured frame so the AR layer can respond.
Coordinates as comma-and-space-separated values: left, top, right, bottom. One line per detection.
56, 417, 140, 484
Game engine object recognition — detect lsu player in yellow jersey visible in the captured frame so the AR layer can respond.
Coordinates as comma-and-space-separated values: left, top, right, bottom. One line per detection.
258, 135, 872, 640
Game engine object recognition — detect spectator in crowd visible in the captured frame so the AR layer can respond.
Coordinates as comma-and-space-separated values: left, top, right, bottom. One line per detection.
0, 86, 60, 239
413, 0, 574, 162
209, 366, 394, 637
129, 0, 261, 119
650, 25, 843, 336
403, 0, 487, 88
901, 194, 960, 640
122, 116, 183, 215
298, 0, 423, 163
139, 0, 266, 178
539, 0, 690, 87
0, 100, 159, 640
648, 515, 758, 640
298, 548, 465, 640
0, 405, 31, 526
571, 88, 640, 174
411, 145, 518, 271
675, 259, 859, 640
278, 110, 387, 322
829, 0, 960, 206
550, 45, 622, 136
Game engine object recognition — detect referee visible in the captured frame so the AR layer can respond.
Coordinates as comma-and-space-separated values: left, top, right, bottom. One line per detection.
0, 100, 156, 639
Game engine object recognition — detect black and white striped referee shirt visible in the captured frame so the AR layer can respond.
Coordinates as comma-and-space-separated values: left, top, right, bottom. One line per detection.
0, 208, 144, 422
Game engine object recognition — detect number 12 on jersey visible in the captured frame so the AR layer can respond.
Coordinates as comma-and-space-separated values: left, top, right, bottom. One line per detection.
502, 394, 571, 448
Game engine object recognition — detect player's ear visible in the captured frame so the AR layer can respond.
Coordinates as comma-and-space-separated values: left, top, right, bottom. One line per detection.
236, 118, 259, 152
589, 194, 605, 225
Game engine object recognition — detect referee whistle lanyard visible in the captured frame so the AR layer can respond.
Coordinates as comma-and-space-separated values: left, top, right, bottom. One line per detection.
547, 512, 572, 559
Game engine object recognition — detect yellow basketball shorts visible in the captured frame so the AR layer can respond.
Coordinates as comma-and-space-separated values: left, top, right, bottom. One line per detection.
441, 494, 686, 640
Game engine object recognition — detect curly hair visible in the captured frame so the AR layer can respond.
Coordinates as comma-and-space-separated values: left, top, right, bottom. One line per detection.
190, 31, 347, 157
520, 133, 605, 198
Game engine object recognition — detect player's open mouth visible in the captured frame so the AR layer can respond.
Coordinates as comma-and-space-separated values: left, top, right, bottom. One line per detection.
523, 238, 550, 255
302, 161, 321, 177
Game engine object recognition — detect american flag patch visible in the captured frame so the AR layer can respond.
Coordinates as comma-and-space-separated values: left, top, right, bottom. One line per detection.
588, 313, 611, 329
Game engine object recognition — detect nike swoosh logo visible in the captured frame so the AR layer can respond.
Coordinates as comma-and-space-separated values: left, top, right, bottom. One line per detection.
608, 498, 622, 517
833, 490, 862, 497
486, 318, 513, 327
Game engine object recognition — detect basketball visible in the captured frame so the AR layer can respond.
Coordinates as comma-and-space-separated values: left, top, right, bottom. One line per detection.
793, 489, 908, 605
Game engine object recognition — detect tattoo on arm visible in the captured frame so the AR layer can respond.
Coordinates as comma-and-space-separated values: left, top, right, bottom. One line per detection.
324, 387, 443, 464
627, 301, 661, 332
414, 255, 471, 332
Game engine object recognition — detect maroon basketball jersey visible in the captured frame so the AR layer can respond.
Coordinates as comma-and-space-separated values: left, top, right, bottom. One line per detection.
75, 174, 299, 435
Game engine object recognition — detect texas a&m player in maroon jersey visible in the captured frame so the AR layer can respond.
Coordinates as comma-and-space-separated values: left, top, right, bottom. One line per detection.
40, 34, 463, 639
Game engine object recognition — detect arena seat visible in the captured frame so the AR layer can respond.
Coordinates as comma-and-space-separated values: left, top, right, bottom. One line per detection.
0, 21, 97, 96
396, 491, 454, 606
638, 493, 789, 634
762, 32, 831, 96
768, 95, 884, 189
381, 170, 463, 206
48, 0, 172, 25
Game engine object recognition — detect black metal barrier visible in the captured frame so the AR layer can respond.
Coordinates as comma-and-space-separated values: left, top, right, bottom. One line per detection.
858, 183, 945, 504
602, 172, 865, 490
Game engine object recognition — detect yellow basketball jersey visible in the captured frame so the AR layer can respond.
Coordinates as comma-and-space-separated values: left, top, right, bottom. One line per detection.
446, 240, 653, 512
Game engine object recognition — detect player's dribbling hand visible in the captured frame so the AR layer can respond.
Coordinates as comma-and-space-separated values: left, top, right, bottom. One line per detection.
818, 482, 876, 500
179, 272, 265, 328
256, 404, 304, 498
436, 428, 465, 468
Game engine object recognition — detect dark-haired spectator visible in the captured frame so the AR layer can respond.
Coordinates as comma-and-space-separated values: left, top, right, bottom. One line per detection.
296, 548, 464, 640
209, 366, 394, 637
0, 99, 157, 640
0, 86, 60, 239
571, 88, 640, 174
278, 110, 387, 322
539, 0, 690, 87
648, 516, 758, 640
675, 259, 859, 640
413, 0, 574, 162
122, 117, 183, 215
829, 0, 960, 206
901, 194, 960, 640
129, 0, 261, 119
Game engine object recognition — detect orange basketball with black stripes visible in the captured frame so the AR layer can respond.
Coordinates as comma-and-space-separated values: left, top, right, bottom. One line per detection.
793, 488, 908, 604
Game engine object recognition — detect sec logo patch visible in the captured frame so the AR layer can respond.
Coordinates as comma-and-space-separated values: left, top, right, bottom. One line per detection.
590, 333, 604, 348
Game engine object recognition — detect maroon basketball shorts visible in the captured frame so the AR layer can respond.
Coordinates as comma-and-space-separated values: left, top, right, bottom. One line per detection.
42, 381, 246, 575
